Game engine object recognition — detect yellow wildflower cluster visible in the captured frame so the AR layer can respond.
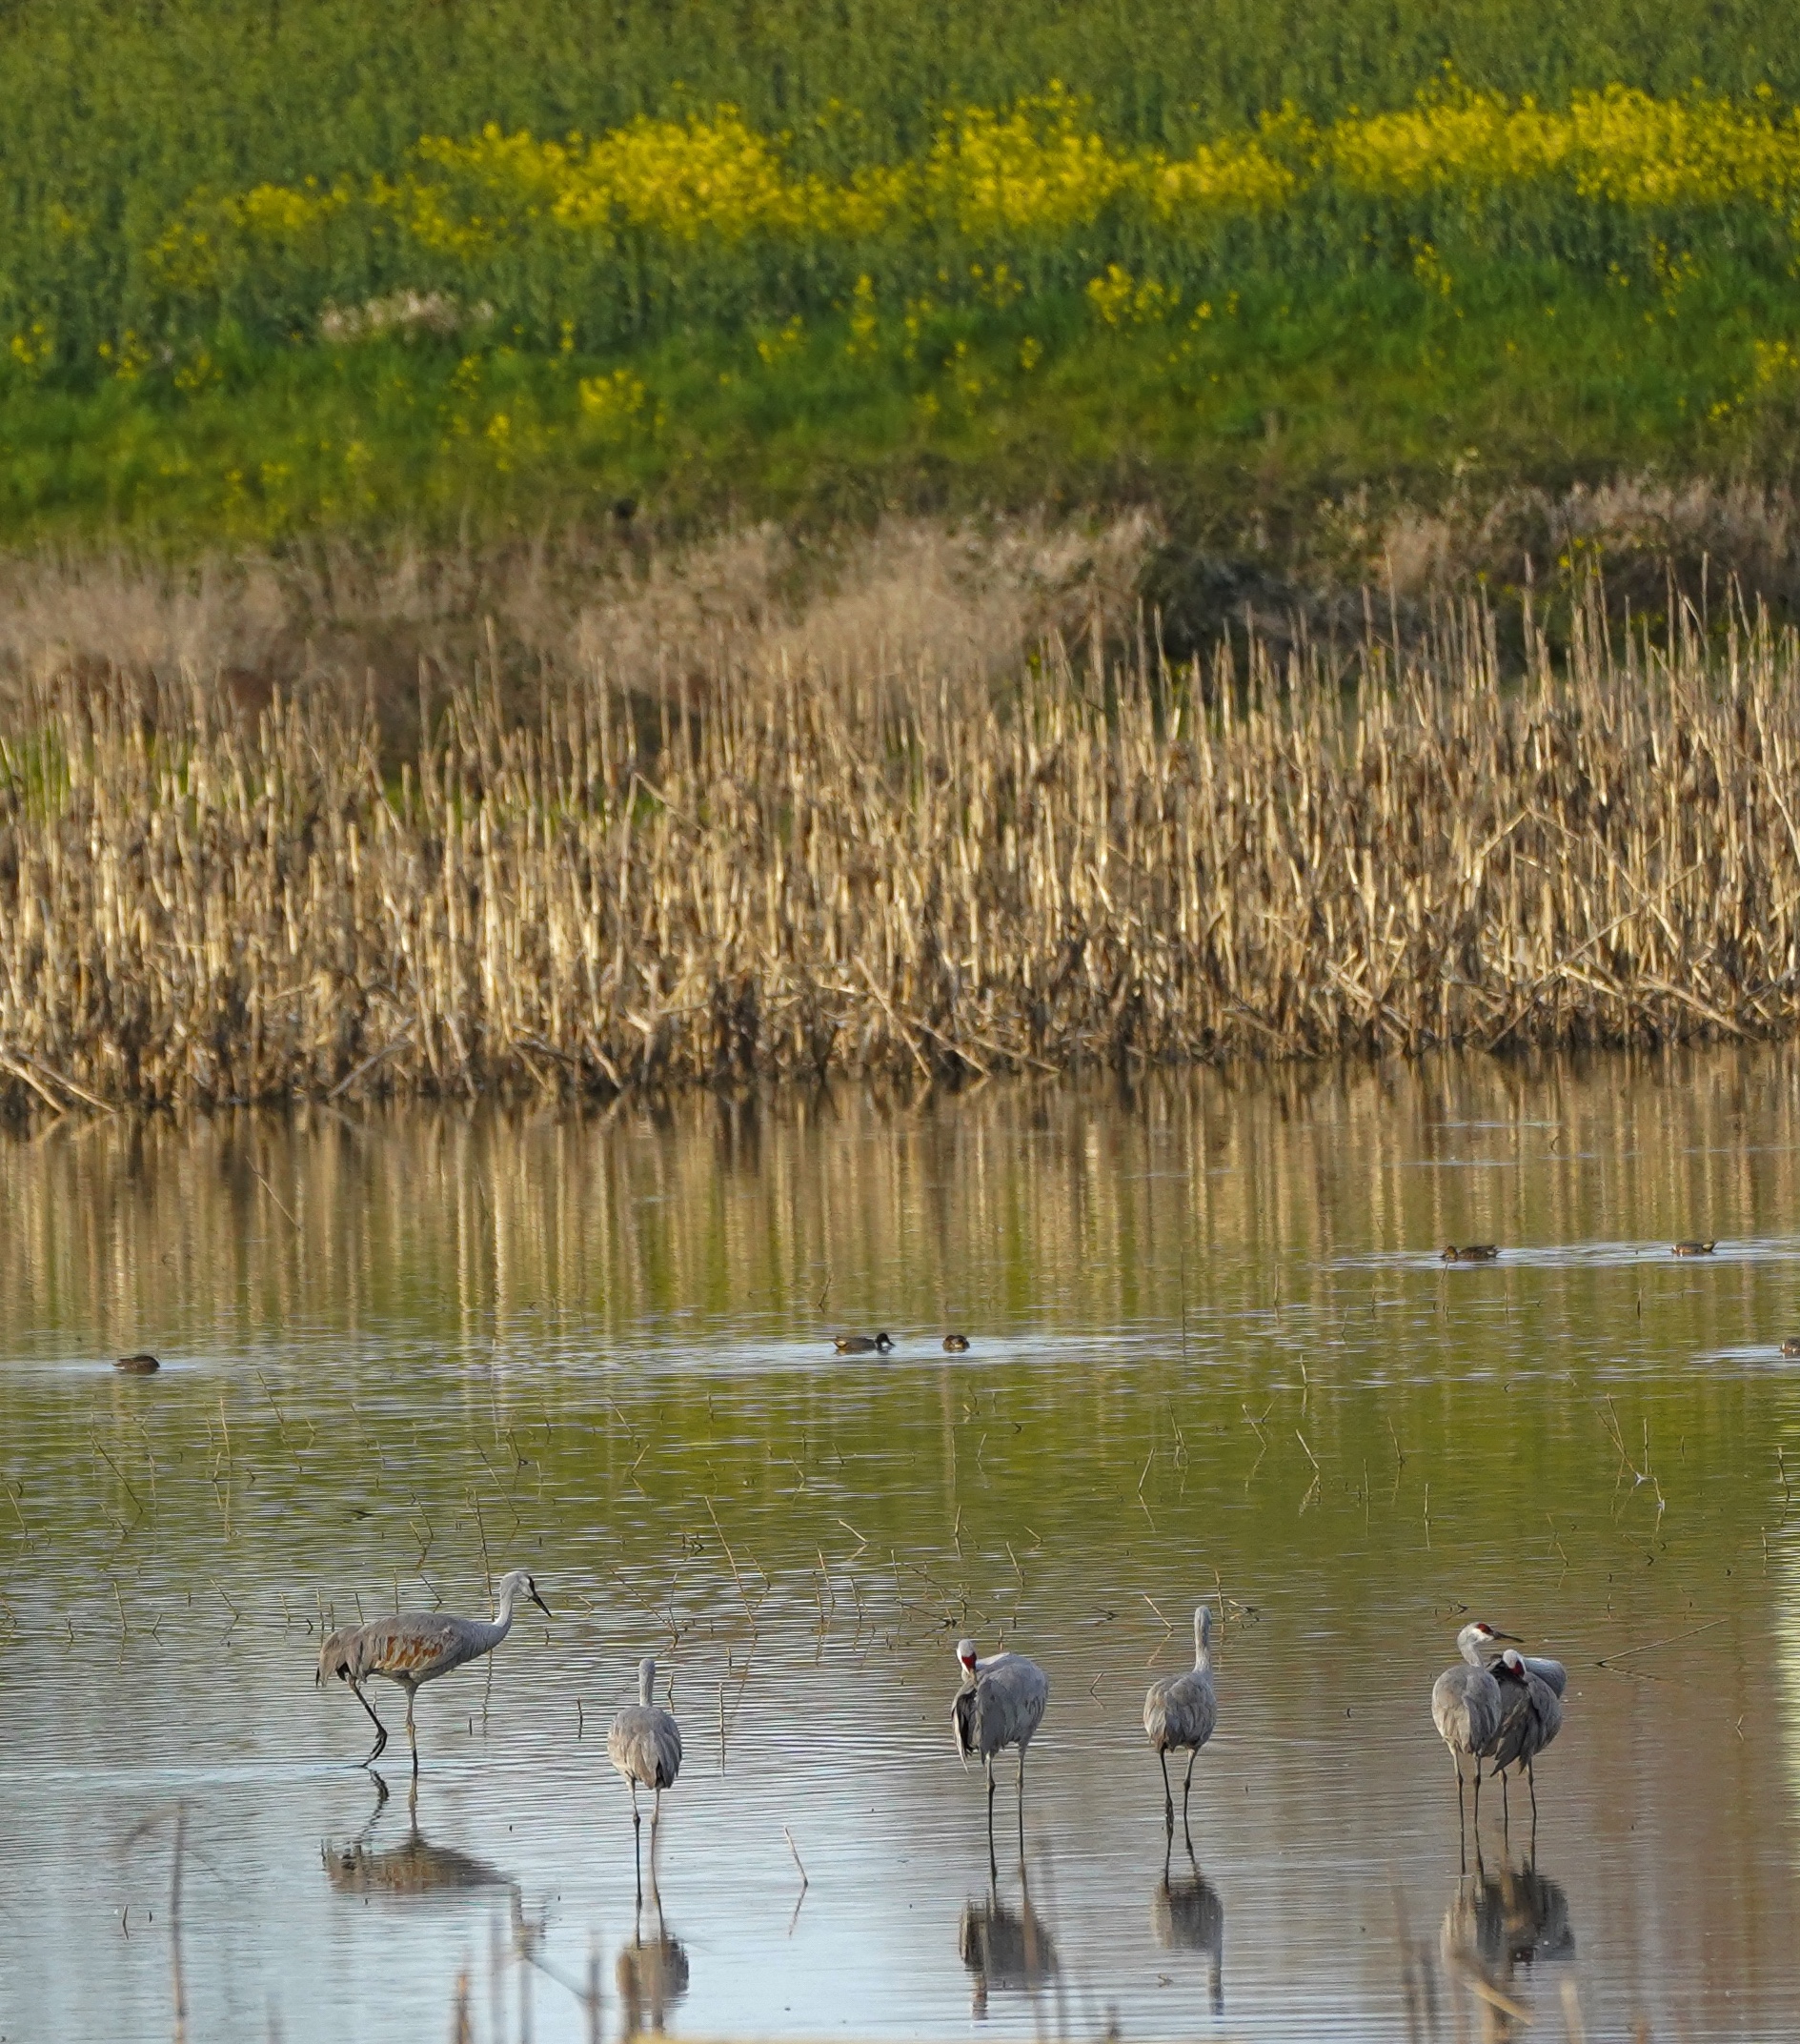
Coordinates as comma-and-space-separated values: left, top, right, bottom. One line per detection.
413, 110, 898, 248
1319, 83, 1800, 207
210, 81, 1800, 269
926, 85, 1139, 238
201, 85, 1295, 279
131, 79, 1800, 354
1085, 265, 1182, 325
576, 369, 648, 424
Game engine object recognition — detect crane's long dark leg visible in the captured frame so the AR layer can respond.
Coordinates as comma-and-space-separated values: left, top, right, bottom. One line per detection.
985, 1757, 998, 1879
1160, 1751, 1174, 1832
1016, 1749, 1026, 1865
1451, 1751, 1466, 1872
630, 1781, 643, 1910
1527, 1760, 1540, 1864
1182, 1750, 1198, 1844
1472, 1759, 1484, 1832
403, 1680, 420, 1779
1501, 1767, 1510, 1839
649, 1785, 663, 1905
349, 1677, 389, 1767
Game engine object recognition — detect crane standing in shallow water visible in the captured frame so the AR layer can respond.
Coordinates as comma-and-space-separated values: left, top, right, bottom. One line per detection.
1484, 1647, 1565, 1828
1430, 1621, 1517, 1833
316, 1568, 551, 1775
953, 1638, 1049, 1870
608, 1657, 684, 1906
1143, 1602, 1218, 1838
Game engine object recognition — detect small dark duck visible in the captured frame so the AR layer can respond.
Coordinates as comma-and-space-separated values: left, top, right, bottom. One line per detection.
115, 1352, 161, 1374
833, 1332, 894, 1355
1670, 1241, 1716, 1257
1441, 1245, 1500, 1263
942, 1333, 971, 1352
1781, 1338, 1800, 1358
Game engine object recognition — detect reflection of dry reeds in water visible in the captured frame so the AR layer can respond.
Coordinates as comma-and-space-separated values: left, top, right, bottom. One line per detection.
8, 578, 1800, 1110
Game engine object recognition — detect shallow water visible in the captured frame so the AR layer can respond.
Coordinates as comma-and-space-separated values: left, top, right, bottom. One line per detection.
3, 1048, 1800, 2042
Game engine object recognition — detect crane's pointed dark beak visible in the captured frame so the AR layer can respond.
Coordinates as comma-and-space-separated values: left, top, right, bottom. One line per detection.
530, 1588, 553, 1619
1489, 1630, 1522, 1644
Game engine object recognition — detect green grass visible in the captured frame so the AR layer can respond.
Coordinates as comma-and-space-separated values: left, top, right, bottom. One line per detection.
10, 3, 1800, 551
1, 263, 1793, 551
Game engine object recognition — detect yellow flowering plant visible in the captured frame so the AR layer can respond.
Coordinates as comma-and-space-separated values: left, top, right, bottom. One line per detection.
98, 78, 1800, 369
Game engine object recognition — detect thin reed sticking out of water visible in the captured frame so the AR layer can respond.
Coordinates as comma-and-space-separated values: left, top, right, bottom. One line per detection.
2, 581, 1798, 1112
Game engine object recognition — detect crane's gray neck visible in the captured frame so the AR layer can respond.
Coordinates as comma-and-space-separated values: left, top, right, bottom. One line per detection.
637, 1657, 657, 1707
490, 1576, 521, 1634
1193, 1604, 1213, 1673
1457, 1626, 1488, 1668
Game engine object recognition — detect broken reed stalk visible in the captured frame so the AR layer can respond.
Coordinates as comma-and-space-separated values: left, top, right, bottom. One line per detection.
4, 579, 1800, 1111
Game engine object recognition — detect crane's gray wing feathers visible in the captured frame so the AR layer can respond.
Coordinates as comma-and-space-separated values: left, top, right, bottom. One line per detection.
1433, 1664, 1499, 1752
1525, 1655, 1568, 1698
609, 1705, 683, 1789
952, 1684, 978, 1765
1522, 1671, 1564, 1763
357, 1613, 489, 1679
1485, 1680, 1531, 1770
1144, 1671, 1216, 1752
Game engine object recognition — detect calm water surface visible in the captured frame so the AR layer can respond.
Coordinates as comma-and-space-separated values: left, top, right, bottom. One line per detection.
4, 1050, 1800, 2042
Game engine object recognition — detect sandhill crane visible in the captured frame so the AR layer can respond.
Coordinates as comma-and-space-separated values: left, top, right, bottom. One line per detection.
316, 1568, 551, 1774
1485, 1648, 1565, 1826
1519, 1652, 1567, 1698
1431, 1621, 1516, 1832
1143, 1603, 1218, 1836
953, 1638, 1048, 1867
608, 1657, 683, 1905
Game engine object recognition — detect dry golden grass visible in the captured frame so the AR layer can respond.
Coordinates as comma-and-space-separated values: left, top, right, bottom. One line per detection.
3, 568, 1798, 1113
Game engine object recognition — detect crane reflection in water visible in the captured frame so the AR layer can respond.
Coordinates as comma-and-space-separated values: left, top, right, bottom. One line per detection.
616, 1904, 690, 2039
1151, 1835, 1224, 2014
322, 1773, 518, 1905
1438, 1848, 1576, 2039
959, 1866, 1058, 2021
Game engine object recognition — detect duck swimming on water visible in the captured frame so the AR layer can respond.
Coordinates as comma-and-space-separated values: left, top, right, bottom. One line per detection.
833, 1331, 894, 1354
1441, 1245, 1499, 1263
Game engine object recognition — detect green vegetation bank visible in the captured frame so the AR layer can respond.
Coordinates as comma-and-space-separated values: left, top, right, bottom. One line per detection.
7, 0, 1800, 558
